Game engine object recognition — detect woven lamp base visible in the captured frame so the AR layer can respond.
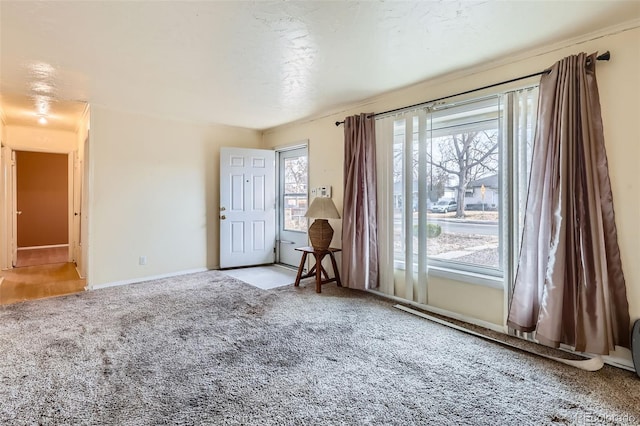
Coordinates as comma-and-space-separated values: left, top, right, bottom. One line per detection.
308, 219, 334, 251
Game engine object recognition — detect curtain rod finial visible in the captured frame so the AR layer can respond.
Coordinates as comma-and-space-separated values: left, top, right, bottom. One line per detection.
335, 121, 344, 127
597, 51, 610, 61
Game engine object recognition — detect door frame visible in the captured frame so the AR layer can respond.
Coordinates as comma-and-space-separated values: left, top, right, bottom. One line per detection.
275, 142, 309, 266
1, 147, 80, 270
0, 145, 13, 269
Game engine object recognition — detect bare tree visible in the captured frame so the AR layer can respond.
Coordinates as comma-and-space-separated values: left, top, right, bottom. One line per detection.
427, 166, 448, 202
284, 157, 307, 193
427, 130, 499, 217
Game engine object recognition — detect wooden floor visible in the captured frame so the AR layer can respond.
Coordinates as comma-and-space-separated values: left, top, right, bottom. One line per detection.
0, 262, 86, 305
15, 246, 69, 268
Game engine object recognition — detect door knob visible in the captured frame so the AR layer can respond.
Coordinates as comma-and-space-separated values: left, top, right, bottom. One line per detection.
220, 215, 226, 220
16, 211, 22, 215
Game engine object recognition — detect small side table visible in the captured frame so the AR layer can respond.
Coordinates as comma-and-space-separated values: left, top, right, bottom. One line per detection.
294, 246, 342, 293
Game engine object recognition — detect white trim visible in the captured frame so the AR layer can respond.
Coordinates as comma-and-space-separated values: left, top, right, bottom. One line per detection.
273, 140, 308, 153
394, 305, 606, 372
370, 288, 636, 373
9, 144, 75, 155
367, 288, 505, 333
90, 268, 209, 290
427, 266, 504, 290
18, 244, 69, 250
601, 354, 635, 372
275, 144, 309, 267
75, 103, 91, 133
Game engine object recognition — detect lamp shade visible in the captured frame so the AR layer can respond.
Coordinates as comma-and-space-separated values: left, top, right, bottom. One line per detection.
304, 197, 341, 219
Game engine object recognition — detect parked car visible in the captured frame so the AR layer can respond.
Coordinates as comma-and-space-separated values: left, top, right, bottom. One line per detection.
431, 199, 457, 213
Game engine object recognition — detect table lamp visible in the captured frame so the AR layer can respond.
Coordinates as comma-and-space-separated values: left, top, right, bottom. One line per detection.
304, 197, 341, 251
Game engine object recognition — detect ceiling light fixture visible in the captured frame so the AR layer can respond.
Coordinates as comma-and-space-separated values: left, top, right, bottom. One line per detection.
38, 116, 48, 125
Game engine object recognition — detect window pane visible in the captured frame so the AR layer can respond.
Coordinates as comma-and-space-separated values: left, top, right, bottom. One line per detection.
283, 155, 307, 232
426, 98, 501, 272
393, 120, 406, 268
386, 89, 538, 292
283, 195, 307, 231
284, 156, 307, 194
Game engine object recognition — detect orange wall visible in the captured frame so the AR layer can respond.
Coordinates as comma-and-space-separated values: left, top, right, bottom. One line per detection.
16, 151, 68, 247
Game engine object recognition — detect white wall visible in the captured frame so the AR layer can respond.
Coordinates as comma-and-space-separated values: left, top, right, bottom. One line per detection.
4, 125, 77, 153
88, 106, 262, 287
0, 111, 6, 269
76, 107, 91, 278
263, 24, 640, 329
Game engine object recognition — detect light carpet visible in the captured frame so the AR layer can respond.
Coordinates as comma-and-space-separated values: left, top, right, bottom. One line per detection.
0, 271, 638, 425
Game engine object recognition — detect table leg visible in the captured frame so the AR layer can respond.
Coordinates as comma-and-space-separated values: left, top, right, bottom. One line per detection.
329, 252, 342, 287
315, 253, 323, 293
294, 252, 308, 287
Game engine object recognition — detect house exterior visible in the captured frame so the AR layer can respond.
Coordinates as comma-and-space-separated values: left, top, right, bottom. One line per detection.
464, 174, 499, 210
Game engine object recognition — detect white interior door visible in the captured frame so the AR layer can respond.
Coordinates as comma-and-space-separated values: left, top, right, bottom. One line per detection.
79, 135, 90, 278
219, 147, 276, 269
10, 150, 17, 267
277, 147, 308, 267
71, 150, 82, 265
0, 145, 11, 269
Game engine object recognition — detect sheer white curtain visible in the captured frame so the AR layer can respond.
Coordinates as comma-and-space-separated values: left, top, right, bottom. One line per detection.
375, 87, 539, 309
375, 117, 395, 296
376, 110, 429, 302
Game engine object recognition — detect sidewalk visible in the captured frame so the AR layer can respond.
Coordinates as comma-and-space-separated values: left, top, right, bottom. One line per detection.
430, 243, 497, 261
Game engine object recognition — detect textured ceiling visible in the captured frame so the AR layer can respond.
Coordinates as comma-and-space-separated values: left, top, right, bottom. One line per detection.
1, 1, 639, 131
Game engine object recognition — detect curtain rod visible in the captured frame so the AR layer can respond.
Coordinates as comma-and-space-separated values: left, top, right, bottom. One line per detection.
335, 51, 610, 126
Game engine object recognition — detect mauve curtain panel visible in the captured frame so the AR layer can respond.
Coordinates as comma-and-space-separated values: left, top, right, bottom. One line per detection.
507, 52, 630, 355
343, 113, 379, 290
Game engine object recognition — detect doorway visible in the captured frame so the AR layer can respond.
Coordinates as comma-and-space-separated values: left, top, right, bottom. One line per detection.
276, 145, 308, 268
0, 149, 86, 304
15, 151, 69, 267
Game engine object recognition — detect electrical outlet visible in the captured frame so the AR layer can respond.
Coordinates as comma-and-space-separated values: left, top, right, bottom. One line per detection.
139, 256, 147, 266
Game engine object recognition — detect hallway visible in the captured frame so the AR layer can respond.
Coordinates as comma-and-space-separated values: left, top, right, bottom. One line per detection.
0, 262, 85, 305
15, 246, 69, 268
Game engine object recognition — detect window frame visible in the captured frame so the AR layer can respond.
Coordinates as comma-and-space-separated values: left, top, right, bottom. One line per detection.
388, 86, 539, 288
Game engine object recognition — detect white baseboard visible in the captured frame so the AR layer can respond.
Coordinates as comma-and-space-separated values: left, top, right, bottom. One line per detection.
369, 288, 636, 373
367, 288, 505, 333
90, 268, 210, 290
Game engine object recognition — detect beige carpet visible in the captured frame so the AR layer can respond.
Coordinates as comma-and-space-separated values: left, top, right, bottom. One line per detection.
0, 270, 637, 425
